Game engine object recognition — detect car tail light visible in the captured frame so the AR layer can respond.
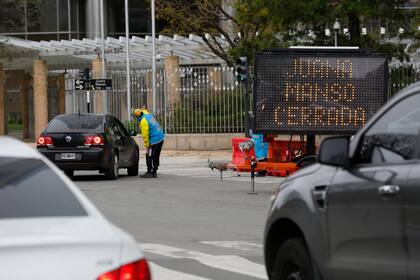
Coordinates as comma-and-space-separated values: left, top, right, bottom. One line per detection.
97, 259, 151, 280
85, 135, 104, 146
37, 136, 53, 146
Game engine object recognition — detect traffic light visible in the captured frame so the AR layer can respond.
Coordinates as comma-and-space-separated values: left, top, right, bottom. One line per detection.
236, 56, 248, 82
83, 68, 90, 80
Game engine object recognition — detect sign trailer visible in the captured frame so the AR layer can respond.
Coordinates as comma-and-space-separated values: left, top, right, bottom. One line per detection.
253, 49, 388, 135
229, 48, 388, 179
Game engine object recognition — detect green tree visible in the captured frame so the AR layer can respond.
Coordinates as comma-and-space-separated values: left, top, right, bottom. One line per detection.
0, 39, 12, 60
268, 0, 413, 59
156, 0, 416, 63
156, 0, 279, 65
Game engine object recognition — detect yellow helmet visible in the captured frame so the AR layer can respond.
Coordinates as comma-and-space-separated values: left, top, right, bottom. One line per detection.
133, 108, 143, 117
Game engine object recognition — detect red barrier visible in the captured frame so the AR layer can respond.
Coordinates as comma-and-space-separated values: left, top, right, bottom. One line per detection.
230, 137, 255, 165
267, 139, 305, 163
229, 137, 306, 177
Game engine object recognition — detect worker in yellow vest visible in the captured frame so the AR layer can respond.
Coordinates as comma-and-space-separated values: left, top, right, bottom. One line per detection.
133, 108, 165, 178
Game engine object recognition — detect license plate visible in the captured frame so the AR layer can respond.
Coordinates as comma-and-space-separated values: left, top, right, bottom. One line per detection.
60, 153, 76, 160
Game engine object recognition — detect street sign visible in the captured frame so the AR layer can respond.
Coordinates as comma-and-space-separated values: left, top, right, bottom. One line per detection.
253, 49, 388, 135
78, 68, 90, 80
90, 79, 112, 90
74, 79, 87, 90
74, 79, 113, 91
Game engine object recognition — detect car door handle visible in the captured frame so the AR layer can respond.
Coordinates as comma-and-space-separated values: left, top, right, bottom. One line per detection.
313, 185, 328, 209
378, 185, 400, 196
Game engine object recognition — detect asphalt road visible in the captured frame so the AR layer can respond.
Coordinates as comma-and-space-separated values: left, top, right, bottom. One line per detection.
73, 153, 284, 280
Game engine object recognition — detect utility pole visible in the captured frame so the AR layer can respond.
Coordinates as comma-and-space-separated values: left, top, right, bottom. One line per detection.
125, 0, 131, 120
334, 18, 340, 48
151, 0, 157, 114
100, 0, 107, 113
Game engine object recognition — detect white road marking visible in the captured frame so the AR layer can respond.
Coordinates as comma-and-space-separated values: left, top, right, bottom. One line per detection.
140, 243, 268, 279
149, 262, 211, 280
200, 241, 263, 251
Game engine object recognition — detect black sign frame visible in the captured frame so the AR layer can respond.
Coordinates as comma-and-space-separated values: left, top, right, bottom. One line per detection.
253, 49, 388, 135
91, 79, 112, 90
74, 79, 87, 90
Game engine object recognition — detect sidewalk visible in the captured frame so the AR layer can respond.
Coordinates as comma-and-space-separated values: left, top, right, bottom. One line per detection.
160, 149, 231, 160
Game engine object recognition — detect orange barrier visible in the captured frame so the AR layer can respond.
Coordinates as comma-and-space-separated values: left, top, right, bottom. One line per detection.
229, 137, 306, 177
230, 137, 255, 165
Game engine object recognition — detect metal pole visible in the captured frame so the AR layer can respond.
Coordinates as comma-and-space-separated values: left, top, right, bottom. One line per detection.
306, 134, 316, 155
100, 0, 107, 113
244, 77, 250, 137
125, 0, 131, 120
67, 0, 71, 40
334, 31, 337, 47
87, 91, 91, 113
248, 156, 257, 195
73, 85, 76, 113
151, 0, 157, 114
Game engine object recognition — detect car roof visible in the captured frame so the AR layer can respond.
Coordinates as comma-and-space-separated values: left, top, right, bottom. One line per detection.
0, 136, 107, 219
0, 136, 42, 159
396, 80, 420, 98
54, 113, 106, 118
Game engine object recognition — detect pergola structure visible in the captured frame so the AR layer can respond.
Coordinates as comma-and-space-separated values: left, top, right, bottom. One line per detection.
0, 34, 226, 139
0, 34, 224, 70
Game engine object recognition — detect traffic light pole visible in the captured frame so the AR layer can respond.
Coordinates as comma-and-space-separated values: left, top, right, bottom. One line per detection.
236, 56, 251, 138
306, 134, 316, 155
85, 68, 91, 114
244, 78, 251, 138
87, 91, 91, 113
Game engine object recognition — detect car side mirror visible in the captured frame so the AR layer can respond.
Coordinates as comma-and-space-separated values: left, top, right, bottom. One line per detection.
318, 136, 350, 168
128, 130, 137, 137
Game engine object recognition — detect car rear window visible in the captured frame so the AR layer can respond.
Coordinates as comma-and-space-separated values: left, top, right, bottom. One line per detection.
0, 157, 87, 219
46, 114, 104, 132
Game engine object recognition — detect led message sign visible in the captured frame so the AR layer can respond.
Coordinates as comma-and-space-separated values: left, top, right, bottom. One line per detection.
253, 50, 388, 134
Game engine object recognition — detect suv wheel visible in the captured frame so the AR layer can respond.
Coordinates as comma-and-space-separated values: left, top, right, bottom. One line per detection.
272, 238, 314, 280
127, 149, 139, 176
105, 152, 119, 180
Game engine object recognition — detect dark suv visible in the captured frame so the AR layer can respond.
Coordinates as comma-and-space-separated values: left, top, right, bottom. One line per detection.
264, 81, 420, 280
37, 114, 139, 180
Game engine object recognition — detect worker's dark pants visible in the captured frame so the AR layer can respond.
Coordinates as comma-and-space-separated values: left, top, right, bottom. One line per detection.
146, 141, 164, 174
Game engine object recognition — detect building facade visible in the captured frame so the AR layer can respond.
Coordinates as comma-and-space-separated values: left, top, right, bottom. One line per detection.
0, 0, 157, 41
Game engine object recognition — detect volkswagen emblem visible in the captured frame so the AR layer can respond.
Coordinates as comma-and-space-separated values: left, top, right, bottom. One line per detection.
65, 136, 72, 143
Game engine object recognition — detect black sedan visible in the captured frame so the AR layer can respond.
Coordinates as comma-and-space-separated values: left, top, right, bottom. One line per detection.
37, 113, 139, 179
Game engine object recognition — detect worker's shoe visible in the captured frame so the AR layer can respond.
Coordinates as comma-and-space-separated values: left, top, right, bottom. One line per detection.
140, 172, 155, 178
152, 172, 157, 178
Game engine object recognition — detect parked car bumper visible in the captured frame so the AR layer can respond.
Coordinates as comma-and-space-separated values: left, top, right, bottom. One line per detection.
38, 147, 110, 170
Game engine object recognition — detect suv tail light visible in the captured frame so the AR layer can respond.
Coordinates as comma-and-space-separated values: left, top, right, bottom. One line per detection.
84, 135, 105, 146
37, 136, 53, 146
97, 259, 151, 280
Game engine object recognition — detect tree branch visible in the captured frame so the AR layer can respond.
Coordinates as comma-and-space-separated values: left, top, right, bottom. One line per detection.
201, 35, 233, 66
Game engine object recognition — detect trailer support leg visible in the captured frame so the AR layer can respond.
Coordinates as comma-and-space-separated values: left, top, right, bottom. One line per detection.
306, 134, 316, 155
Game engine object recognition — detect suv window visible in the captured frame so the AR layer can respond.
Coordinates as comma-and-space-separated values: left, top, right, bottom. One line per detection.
106, 116, 121, 141
114, 118, 128, 137
359, 93, 420, 164
0, 157, 87, 219
46, 114, 104, 132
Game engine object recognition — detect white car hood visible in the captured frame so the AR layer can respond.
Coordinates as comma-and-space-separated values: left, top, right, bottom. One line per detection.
0, 217, 140, 280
